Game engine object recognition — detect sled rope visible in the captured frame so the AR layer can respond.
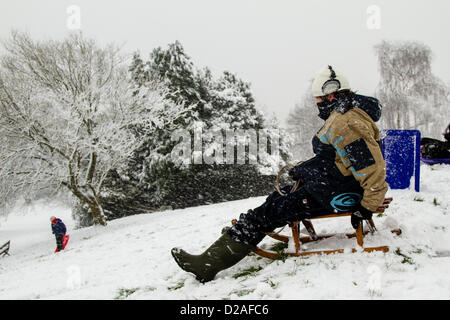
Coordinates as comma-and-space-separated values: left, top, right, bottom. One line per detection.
275, 162, 303, 196
271, 161, 304, 235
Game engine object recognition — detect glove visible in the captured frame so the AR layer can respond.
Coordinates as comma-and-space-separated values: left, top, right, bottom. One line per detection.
351, 203, 373, 229
288, 166, 302, 181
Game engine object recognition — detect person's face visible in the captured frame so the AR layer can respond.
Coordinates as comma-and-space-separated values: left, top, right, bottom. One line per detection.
315, 93, 337, 120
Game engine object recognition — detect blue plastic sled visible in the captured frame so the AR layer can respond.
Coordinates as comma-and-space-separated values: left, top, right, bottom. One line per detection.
382, 130, 421, 192
421, 158, 450, 165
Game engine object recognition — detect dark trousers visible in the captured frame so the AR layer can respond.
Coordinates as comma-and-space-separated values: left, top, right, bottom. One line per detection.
227, 185, 326, 246
55, 235, 64, 251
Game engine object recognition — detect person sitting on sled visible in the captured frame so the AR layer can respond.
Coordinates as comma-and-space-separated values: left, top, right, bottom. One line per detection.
50, 216, 67, 252
171, 65, 388, 283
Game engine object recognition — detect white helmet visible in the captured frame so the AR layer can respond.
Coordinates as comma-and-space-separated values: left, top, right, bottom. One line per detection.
312, 65, 350, 97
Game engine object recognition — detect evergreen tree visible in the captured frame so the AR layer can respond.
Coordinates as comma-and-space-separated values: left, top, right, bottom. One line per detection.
209, 71, 265, 130
97, 41, 292, 222
129, 52, 150, 88
148, 40, 211, 120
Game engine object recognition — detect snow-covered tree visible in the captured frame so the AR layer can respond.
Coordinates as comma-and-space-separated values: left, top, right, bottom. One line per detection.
129, 51, 152, 89
208, 70, 291, 173
374, 40, 449, 138
147, 41, 211, 120
209, 71, 264, 130
99, 42, 292, 213
0, 31, 187, 225
286, 80, 321, 160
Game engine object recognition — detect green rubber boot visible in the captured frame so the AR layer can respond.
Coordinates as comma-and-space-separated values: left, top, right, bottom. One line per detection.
171, 232, 254, 283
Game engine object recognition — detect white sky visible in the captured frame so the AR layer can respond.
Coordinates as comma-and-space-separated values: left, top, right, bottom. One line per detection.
1, 0, 449, 123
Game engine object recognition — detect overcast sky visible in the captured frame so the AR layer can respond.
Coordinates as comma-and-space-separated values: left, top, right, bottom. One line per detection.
1, 0, 449, 123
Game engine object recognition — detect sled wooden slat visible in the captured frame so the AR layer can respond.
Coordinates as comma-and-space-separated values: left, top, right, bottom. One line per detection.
254, 245, 390, 259
233, 197, 400, 259
265, 227, 401, 244
0, 240, 10, 257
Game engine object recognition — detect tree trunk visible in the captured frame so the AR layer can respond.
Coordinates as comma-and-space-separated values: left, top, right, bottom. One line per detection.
68, 185, 107, 226
87, 200, 107, 226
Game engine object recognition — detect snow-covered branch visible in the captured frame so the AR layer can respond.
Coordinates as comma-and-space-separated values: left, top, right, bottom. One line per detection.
0, 31, 187, 224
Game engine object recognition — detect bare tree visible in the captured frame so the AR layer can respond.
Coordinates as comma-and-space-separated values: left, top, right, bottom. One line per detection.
286, 80, 321, 160
0, 31, 186, 225
374, 40, 449, 138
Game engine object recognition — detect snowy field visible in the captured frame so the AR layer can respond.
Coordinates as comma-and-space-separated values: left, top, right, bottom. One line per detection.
0, 164, 449, 300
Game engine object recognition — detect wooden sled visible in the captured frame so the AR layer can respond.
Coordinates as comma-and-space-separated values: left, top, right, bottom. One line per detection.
232, 197, 401, 259
0, 240, 10, 257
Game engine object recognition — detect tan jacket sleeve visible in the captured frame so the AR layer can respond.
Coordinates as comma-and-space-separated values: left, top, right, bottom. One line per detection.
333, 116, 388, 212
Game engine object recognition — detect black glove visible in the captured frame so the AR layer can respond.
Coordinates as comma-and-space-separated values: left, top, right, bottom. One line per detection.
288, 166, 302, 181
351, 203, 373, 229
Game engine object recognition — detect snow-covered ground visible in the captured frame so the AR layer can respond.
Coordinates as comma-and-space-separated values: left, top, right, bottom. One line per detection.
0, 164, 449, 300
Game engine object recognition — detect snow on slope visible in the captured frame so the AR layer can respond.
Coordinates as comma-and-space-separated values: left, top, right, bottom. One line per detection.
0, 164, 449, 300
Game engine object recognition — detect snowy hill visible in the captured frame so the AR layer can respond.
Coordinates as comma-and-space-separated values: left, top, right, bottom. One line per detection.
0, 164, 449, 300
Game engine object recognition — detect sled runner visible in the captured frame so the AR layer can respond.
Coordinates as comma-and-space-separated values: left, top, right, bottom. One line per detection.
421, 158, 450, 165
232, 197, 401, 259
55, 235, 70, 253
0, 240, 10, 257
